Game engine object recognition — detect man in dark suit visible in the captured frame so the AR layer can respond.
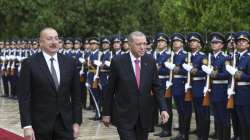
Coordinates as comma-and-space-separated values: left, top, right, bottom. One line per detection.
17, 27, 82, 140
102, 31, 169, 140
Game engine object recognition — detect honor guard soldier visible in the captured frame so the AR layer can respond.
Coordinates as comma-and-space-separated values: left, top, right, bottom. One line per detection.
225, 31, 250, 140
63, 37, 74, 56
111, 35, 123, 56
225, 32, 241, 140
184, 32, 210, 140
87, 37, 102, 120
121, 36, 130, 53
202, 32, 231, 140
153, 33, 172, 137
58, 37, 64, 53
83, 38, 94, 110
167, 33, 191, 140
99, 37, 112, 112
146, 36, 154, 56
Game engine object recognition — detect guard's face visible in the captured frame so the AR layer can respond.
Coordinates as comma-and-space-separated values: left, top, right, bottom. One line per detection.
122, 42, 130, 51
189, 40, 201, 50
173, 40, 183, 50
211, 42, 223, 52
157, 40, 167, 50
0, 42, 4, 49
102, 43, 110, 50
65, 41, 73, 49
227, 41, 236, 49
90, 42, 99, 51
113, 42, 121, 51
74, 42, 81, 49
40, 30, 59, 55
236, 39, 249, 52
130, 36, 146, 58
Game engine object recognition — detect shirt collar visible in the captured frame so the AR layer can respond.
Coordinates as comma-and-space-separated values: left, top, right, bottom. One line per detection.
239, 50, 248, 58
129, 52, 141, 62
175, 48, 183, 55
42, 51, 58, 62
213, 51, 221, 58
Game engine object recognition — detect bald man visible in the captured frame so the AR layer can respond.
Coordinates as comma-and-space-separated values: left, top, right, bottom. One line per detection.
17, 27, 82, 140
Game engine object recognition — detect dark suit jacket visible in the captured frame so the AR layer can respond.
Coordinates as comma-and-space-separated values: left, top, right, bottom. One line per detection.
102, 53, 167, 130
17, 52, 82, 133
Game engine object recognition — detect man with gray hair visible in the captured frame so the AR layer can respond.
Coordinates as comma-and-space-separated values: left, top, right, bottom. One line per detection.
102, 31, 169, 140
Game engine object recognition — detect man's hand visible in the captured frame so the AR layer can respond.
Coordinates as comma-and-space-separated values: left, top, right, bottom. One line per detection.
24, 127, 35, 140
73, 123, 80, 139
160, 111, 169, 124
102, 116, 111, 127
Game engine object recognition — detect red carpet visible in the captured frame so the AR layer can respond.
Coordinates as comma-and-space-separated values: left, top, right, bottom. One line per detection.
0, 128, 24, 140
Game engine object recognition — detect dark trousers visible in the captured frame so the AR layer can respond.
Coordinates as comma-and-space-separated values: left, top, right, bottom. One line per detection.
80, 80, 87, 108
193, 97, 210, 140
235, 104, 250, 140
174, 95, 192, 138
117, 117, 149, 140
2, 75, 9, 96
230, 108, 240, 137
35, 114, 74, 140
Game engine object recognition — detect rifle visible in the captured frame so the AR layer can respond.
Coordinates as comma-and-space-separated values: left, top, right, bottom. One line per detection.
165, 51, 174, 97
202, 53, 211, 106
184, 52, 192, 102
92, 52, 102, 89
227, 48, 236, 109
79, 52, 85, 82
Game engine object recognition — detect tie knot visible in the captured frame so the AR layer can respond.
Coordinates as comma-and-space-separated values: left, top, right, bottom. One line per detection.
134, 59, 140, 64
50, 57, 54, 62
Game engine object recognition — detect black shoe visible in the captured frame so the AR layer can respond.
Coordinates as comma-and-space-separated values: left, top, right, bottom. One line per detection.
231, 136, 240, 140
159, 130, 172, 137
154, 130, 171, 137
209, 132, 217, 139
170, 134, 185, 140
189, 129, 197, 134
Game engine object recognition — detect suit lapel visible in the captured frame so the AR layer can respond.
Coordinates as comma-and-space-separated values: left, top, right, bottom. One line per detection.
57, 53, 65, 91
37, 52, 57, 91
125, 54, 138, 89
140, 55, 147, 91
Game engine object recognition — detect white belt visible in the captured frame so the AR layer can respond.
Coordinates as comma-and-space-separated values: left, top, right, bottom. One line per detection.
237, 82, 250, 86
159, 75, 169, 79
212, 80, 228, 84
174, 75, 187, 78
193, 77, 205, 81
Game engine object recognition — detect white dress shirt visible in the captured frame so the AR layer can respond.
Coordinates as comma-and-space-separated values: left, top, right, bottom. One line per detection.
42, 51, 60, 84
129, 52, 141, 75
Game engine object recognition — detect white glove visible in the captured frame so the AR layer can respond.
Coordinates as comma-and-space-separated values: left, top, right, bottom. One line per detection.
184, 83, 191, 92
227, 88, 235, 96
0, 56, 5, 61
203, 86, 210, 95
104, 61, 111, 67
85, 83, 90, 88
93, 60, 102, 66
182, 63, 193, 72
201, 65, 213, 75
164, 62, 176, 70
79, 57, 85, 64
226, 65, 238, 76
93, 75, 99, 80
165, 81, 173, 89
79, 69, 84, 75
